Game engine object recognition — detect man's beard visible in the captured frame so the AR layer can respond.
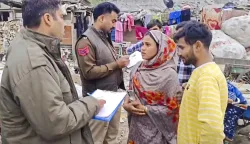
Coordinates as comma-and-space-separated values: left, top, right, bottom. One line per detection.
182, 50, 197, 66
184, 56, 197, 66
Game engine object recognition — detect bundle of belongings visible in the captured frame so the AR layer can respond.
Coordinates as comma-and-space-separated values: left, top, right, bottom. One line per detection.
202, 4, 250, 59
221, 15, 250, 48
201, 4, 248, 30
210, 30, 246, 59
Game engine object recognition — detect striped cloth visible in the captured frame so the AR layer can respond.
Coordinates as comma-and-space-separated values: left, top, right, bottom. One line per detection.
178, 62, 228, 144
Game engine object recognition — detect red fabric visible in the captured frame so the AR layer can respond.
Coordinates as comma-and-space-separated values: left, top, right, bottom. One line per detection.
127, 15, 135, 31
135, 26, 148, 40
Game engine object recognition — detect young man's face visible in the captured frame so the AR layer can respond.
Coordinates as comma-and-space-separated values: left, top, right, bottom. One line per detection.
176, 37, 197, 65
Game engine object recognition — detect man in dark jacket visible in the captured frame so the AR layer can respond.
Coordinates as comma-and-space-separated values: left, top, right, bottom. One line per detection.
0, 0, 105, 144
75, 2, 129, 144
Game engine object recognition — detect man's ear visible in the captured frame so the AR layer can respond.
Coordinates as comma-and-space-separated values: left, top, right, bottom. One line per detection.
42, 13, 53, 26
98, 15, 105, 23
194, 41, 203, 52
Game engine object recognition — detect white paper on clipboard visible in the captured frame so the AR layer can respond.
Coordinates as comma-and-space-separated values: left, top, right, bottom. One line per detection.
92, 89, 126, 118
127, 51, 143, 68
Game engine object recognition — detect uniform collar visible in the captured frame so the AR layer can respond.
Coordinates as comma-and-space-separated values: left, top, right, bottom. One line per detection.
90, 26, 109, 39
89, 26, 113, 48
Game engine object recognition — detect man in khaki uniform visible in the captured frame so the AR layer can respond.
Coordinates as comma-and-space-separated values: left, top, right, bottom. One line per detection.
75, 2, 129, 144
0, 0, 105, 144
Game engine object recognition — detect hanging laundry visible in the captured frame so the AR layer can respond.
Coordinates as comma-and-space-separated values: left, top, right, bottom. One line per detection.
76, 14, 83, 38
161, 11, 170, 25
127, 15, 135, 32
144, 14, 152, 28
164, 26, 171, 37
135, 26, 148, 41
169, 11, 181, 25
152, 14, 162, 22
88, 12, 94, 27
111, 28, 115, 42
123, 19, 127, 32
83, 11, 91, 32
165, 25, 177, 38
115, 21, 123, 43
181, 9, 191, 22
119, 13, 128, 32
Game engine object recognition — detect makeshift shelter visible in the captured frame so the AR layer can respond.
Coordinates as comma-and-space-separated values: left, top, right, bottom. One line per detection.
0, 0, 22, 59
59, 0, 94, 61
0, 0, 94, 61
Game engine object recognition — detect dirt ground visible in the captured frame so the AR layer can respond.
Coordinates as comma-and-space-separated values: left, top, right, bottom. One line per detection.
116, 108, 129, 144
115, 68, 131, 144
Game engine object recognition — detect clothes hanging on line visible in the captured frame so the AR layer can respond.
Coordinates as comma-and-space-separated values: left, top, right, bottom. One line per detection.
120, 14, 135, 32
111, 28, 115, 42
152, 14, 162, 22
181, 9, 191, 21
123, 19, 127, 32
169, 11, 181, 25
83, 11, 92, 33
165, 26, 171, 37
144, 14, 152, 28
163, 25, 177, 38
161, 11, 171, 25
127, 15, 135, 32
135, 26, 148, 41
76, 14, 84, 38
115, 21, 123, 43
75, 11, 94, 38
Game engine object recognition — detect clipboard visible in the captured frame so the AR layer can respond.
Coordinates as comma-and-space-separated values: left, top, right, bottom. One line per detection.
93, 99, 124, 122
91, 89, 126, 122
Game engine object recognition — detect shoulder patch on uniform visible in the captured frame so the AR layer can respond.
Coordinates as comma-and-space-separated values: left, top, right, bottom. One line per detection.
78, 46, 89, 56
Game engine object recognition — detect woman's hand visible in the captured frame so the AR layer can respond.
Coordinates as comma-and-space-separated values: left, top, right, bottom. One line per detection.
123, 103, 146, 116
132, 98, 148, 114
123, 98, 146, 115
